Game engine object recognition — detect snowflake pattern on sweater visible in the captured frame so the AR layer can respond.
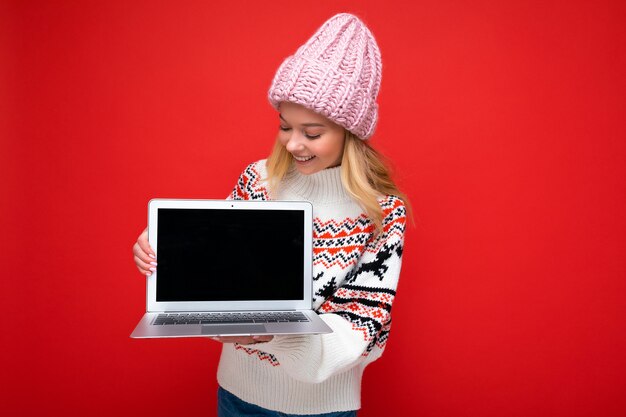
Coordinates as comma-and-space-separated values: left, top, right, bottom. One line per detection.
228, 160, 406, 364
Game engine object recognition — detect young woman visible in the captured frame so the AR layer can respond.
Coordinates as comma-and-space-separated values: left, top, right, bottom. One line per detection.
133, 13, 408, 417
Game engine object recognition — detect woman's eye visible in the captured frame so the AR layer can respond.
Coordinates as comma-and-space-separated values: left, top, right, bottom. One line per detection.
279, 125, 320, 139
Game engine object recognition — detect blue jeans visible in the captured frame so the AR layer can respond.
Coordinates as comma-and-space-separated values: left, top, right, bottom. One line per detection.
217, 386, 358, 417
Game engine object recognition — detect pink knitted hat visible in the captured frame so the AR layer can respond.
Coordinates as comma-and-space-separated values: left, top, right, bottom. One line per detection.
268, 13, 382, 140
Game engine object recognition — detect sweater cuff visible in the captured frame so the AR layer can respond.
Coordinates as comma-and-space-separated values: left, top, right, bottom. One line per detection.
238, 314, 369, 384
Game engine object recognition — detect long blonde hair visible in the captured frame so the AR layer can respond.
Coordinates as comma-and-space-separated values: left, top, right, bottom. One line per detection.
266, 130, 410, 233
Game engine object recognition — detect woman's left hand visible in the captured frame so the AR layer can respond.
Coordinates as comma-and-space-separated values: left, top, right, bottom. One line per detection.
211, 335, 274, 345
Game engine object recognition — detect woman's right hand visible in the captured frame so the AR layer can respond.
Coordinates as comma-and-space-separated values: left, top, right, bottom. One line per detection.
133, 227, 157, 276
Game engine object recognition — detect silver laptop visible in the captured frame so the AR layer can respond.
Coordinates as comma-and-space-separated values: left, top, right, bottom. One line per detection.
130, 198, 333, 338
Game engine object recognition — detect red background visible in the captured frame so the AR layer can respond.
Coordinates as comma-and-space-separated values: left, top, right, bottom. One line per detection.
2, 1, 625, 416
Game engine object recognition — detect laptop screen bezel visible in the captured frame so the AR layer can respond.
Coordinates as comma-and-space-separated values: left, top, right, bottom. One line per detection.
145, 198, 313, 312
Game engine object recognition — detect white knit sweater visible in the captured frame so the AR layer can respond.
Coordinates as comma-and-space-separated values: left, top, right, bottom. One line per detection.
217, 160, 406, 414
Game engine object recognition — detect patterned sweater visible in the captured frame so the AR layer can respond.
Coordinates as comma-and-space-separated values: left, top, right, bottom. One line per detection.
217, 160, 406, 414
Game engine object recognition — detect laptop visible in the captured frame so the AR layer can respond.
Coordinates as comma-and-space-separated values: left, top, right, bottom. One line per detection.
130, 198, 333, 338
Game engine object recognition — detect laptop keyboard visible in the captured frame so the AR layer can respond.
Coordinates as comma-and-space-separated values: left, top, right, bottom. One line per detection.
152, 311, 310, 325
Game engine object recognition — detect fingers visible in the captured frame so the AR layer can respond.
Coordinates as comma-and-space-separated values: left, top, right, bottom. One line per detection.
251, 335, 274, 343
133, 242, 157, 276
138, 228, 155, 258
133, 228, 157, 276
211, 336, 253, 344
211, 335, 274, 345
134, 252, 156, 276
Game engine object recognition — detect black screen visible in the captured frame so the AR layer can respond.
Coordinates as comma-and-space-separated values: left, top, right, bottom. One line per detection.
156, 208, 305, 302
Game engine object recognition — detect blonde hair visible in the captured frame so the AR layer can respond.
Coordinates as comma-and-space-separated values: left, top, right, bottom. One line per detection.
266, 131, 410, 233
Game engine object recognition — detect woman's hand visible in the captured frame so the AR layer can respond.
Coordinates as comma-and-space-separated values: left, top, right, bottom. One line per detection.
211, 335, 274, 345
133, 227, 157, 276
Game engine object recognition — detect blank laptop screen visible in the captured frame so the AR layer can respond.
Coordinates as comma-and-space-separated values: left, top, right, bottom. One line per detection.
156, 208, 305, 302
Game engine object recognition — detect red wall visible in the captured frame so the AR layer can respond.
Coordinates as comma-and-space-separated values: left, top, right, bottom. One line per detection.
2, 1, 625, 416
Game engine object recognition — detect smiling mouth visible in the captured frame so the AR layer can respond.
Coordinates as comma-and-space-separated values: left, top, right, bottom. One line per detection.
293, 155, 316, 162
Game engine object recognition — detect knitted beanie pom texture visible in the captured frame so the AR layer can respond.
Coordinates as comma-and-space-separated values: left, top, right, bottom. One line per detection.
268, 13, 382, 140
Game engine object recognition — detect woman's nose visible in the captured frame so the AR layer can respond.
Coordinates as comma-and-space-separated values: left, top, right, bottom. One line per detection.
285, 131, 306, 153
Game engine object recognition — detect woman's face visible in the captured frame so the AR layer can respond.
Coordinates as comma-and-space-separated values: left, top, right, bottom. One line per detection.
277, 102, 346, 175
